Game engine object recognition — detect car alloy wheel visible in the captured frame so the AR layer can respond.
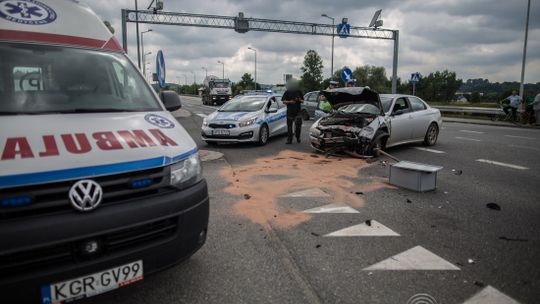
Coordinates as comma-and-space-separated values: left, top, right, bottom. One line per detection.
424, 123, 439, 146
258, 124, 269, 146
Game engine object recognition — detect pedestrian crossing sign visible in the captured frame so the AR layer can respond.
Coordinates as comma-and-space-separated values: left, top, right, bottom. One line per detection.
411, 72, 421, 83
337, 22, 350, 38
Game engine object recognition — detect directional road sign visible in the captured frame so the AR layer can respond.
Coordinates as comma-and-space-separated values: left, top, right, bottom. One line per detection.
156, 50, 166, 88
341, 67, 353, 82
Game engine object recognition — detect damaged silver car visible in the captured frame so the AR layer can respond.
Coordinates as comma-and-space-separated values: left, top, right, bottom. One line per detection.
310, 87, 443, 158
309, 87, 389, 157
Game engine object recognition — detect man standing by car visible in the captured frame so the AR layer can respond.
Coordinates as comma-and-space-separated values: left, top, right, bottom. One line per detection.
502, 90, 522, 121
282, 79, 304, 144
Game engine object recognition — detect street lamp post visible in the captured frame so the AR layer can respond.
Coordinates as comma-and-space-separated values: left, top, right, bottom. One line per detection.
141, 29, 152, 75
183, 74, 188, 86
247, 47, 257, 90
134, 0, 141, 68
143, 51, 152, 77
217, 60, 225, 79
519, 0, 531, 99
190, 71, 196, 95
321, 14, 335, 80
201, 67, 208, 78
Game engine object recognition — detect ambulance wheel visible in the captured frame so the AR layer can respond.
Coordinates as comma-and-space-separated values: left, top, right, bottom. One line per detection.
257, 124, 269, 146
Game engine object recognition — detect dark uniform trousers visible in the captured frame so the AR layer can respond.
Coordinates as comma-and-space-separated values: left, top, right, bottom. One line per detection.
287, 114, 302, 141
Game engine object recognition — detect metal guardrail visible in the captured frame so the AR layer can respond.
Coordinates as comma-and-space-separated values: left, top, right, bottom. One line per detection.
434, 105, 503, 115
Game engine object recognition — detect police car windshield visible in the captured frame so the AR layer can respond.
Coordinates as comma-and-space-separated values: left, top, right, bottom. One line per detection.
0, 43, 162, 115
219, 96, 267, 112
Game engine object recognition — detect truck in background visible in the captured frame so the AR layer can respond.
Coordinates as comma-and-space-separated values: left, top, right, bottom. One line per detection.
202, 76, 232, 105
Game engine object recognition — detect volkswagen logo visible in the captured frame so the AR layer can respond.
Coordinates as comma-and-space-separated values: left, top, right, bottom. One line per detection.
69, 180, 103, 212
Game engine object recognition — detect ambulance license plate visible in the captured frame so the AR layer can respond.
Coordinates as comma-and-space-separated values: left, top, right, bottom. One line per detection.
213, 129, 230, 136
41, 260, 143, 304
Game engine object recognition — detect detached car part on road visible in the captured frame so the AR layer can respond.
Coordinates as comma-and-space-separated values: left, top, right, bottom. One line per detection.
0, 1, 208, 303
310, 88, 442, 157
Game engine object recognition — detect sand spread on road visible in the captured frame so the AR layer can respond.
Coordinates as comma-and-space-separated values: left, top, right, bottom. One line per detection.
220, 150, 392, 229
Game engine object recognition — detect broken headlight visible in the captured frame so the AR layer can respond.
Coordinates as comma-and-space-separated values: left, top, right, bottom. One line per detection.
359, 126, 375, 138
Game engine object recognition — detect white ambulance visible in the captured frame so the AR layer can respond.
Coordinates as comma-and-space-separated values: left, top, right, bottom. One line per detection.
0, 1, 209, 303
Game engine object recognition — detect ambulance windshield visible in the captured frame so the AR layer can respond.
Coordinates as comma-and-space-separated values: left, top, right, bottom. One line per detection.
0, 43, 162, 115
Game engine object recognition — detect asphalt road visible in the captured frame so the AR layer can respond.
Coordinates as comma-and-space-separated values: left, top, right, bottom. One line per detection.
87, 96, 540, 304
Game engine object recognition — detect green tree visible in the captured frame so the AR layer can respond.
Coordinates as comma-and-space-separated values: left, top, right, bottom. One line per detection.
470, 92, 481, 103
351, 65, 391, 93
416, 70, 462, 102
300, 50, 324, 92
232, 73, 255, 95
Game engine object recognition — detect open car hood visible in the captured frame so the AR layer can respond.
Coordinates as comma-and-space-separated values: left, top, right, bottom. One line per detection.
321, 87, 383, 114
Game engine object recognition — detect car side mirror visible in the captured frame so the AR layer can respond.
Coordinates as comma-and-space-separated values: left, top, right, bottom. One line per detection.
160, 90, 182, 111
266, 108, 278, 114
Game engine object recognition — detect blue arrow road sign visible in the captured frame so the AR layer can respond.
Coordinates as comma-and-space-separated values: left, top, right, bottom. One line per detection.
337, 23, 350, 38
156, 50, 166, 88
341, 67, 353, 82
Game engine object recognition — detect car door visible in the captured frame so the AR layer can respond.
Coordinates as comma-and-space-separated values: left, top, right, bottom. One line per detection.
266, 97, 286, 135
305, 92, 319, 117
387, 97, 414, 145
274, 97, 288, 135
407, 96, 432, 139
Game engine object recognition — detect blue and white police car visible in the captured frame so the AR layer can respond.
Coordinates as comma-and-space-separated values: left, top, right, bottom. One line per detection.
201, 92, 288, 145
0, 1, 208, 302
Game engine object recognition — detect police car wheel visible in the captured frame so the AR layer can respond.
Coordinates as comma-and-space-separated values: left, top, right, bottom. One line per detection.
257, 124, 269, 146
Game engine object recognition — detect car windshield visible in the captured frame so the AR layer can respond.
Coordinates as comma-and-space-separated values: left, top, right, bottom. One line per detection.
0, 43, 161, 115
219, 96, 267, 112
338, 103, 381, 115
380, 96, 393, 113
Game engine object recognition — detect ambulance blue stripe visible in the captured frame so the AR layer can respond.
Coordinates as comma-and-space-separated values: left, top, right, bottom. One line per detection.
0, 148, 198, 189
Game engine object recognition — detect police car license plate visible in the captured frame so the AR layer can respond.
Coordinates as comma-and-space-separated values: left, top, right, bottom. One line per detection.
41, 260, 143, 304
213, 129, 230, 136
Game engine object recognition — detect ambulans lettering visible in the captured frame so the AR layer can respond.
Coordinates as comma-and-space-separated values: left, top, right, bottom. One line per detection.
0, 129, 178, 160
38, 135, 59, 157
1, 137, 34, 160
93, 132, 123, 150
117, 130, 157, 148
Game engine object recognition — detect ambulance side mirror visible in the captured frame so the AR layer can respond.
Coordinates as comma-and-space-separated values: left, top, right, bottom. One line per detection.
160, 90, 182, 111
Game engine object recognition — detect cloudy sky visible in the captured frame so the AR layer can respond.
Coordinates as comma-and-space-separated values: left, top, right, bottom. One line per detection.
89, 0, 539, 85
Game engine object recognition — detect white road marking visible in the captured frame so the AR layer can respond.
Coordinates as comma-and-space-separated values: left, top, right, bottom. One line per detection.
504, 135, 536, 140
460, 130, 485, 134
455, 136, 482, 142
476, 159, 529, 170
281, 188, 330, 198
302, 203, 359, 214
413, 147, 446, 154
325, 220, 400, 237
508, 144, 540, 152
196, 113, 208, 118
462, 286, 521, 304
363, 246, 460, 271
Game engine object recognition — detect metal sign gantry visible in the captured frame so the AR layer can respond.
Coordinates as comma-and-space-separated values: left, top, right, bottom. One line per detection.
121, 9, 400, 93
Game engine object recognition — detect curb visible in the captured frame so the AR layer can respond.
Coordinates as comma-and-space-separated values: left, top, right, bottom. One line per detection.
443, 118, 540, 129
199, 150, 224, 162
